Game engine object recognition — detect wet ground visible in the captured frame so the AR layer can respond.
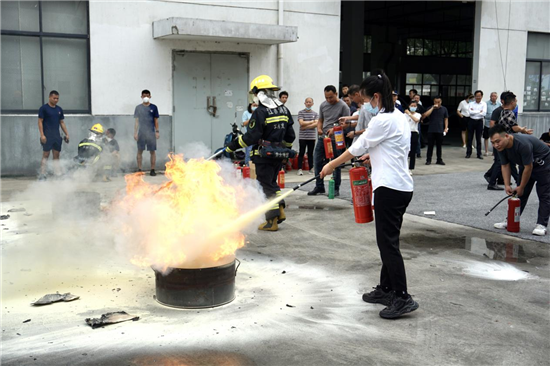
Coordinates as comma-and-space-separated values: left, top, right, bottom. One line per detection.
1, 154, 550, 365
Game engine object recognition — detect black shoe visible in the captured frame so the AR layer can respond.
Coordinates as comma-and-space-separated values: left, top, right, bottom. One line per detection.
362, 286, 393, 306
307, 187, 326, 196
487, 184, 504, 191
334, 190, 340, 197
483, 173, 491, 184
436, 160, 445, 165
416, 154, 421, 158
150, 169, 157, 176
379, 295, 419, 319
477, 156, 483, 160
465, 154, 471, 158
425, 161, 431, 165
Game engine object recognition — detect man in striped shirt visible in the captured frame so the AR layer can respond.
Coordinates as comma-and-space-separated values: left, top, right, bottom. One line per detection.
297, 98, 319, 175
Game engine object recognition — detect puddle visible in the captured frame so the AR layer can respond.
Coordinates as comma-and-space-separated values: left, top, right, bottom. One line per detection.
402, 234, 544, 264
286, 205, 344, 211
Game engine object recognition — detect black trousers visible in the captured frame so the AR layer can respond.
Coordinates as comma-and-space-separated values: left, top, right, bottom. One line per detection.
254, 160, 284, 220
426, 132, 443, 163
467, 118, 483, 157
374, 187, 413, 293
298, 139, 315, 170
409, 132, 419, 170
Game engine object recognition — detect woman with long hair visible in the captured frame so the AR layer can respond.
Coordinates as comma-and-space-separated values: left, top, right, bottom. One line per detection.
320, 70, 418, 319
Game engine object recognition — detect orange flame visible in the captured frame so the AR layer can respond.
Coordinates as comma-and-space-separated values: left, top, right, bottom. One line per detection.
114, 154, 249, 272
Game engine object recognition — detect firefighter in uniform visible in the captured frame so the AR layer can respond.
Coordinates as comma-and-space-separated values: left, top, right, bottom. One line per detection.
226, 75, 296, 231
75, 123, 111, 181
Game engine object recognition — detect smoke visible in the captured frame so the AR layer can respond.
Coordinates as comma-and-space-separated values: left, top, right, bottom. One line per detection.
4, 141, 268, 283
454, 259, 537, 281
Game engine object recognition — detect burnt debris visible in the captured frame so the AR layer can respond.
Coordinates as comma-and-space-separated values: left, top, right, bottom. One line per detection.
85, 311, 140, 329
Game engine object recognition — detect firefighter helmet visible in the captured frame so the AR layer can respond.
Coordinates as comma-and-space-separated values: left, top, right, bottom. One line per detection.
90, 123, 104, 135
249, 75, 279, 94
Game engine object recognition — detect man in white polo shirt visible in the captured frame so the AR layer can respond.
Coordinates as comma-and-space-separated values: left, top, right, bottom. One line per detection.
466, 90, 487, 159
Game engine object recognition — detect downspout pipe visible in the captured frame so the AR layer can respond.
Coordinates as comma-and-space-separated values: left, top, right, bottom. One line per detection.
277, 0, 283, 88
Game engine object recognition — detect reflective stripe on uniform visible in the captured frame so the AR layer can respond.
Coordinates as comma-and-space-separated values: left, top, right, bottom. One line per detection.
79, 142, 103, 152
282, 141, 293, 148
238, 135, 248, 148
265, 116, 289, 124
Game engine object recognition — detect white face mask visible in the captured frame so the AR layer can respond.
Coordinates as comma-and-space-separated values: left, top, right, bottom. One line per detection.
142, 97, 150, 103
106, 137, 112, 142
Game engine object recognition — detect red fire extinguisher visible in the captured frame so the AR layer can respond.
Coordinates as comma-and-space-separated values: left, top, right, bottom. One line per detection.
242, 166, 250, 179
507, 196, 521, 233
349, 166, 374, 223
278, 169, 285, 189
303, 155, 310, 171
323, 136, 334, 159
333, 125, 345, 150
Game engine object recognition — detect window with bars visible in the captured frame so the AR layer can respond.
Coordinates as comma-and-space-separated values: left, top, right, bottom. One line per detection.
406, 38, 472, 58
405, 73, 472, 108
1, 1, 90, 113
523, 33, 550, 112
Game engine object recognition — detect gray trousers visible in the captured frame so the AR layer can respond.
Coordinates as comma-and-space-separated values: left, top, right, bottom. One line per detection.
519, 166, 550, 227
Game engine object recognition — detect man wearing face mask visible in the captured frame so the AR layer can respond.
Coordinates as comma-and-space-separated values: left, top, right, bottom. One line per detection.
134, 89, 160, 176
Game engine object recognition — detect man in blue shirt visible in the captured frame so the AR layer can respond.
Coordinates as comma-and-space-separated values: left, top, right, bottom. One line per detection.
484, 92, 501, 156
38, 90, 69, 180
134, 89, 160, 176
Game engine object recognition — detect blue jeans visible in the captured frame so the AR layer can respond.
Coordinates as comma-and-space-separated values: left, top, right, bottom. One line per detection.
314, 137, 342, 190
245, 146, 252, 166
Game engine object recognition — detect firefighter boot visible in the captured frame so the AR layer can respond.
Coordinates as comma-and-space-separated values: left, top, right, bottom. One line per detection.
277, 205, 286, 224
258, 218, 279, 231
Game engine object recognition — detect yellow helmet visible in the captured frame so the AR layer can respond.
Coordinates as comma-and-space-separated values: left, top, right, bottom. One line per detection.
90, 123, 104, 134
249, 75, 279, 94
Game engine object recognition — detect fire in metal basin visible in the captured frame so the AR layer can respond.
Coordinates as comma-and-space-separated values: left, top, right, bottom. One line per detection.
153, 259, 239, 309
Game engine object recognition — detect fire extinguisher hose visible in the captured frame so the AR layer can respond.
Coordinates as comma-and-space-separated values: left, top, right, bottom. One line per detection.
290, 163, 353, 191
485, 194, 516, 216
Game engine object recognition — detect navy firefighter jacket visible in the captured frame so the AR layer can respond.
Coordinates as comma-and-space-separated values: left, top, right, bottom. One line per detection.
227, 104, 296, 163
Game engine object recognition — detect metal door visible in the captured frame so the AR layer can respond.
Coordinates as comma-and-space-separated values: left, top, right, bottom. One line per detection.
173, 52, 248, 153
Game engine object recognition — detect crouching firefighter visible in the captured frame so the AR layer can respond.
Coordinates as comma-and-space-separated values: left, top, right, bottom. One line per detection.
74, 123, 111, 181
226, 75, 296, 231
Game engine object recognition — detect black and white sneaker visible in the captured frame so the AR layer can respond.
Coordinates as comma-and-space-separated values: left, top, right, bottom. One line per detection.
379, 295, 419, 319
362, 286, 393, 306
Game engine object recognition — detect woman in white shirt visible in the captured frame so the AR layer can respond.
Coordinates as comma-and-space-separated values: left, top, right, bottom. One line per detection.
320, 70, 418, 320
404, 101, 421, 174
457, 93, 474, 148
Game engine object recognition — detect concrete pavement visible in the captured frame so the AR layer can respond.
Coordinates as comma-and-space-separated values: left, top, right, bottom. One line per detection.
1, 147, 549, 366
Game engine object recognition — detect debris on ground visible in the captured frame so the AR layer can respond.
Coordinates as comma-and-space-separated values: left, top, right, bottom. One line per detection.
23, 319, 31, 323
32, 292, 80, 306
0, 215, 10, 220
286, 304, 295, 308
85, 311, 140, 329
282, 271, 286, 274
8, 208, 26, 213
423, 211, 436, 216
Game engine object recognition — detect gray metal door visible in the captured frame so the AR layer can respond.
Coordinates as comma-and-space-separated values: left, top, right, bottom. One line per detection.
173, 52, 248, 153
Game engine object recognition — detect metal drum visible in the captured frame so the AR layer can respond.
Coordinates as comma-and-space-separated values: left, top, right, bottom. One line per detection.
153, 260, 239, 309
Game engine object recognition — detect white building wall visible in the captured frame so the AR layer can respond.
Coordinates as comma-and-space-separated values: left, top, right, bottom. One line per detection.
88, 0, 341, 117
474, 0, 550, 112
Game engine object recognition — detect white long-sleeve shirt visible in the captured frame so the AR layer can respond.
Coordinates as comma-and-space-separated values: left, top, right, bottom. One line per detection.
457, 99, 470, 117
468, 100, 487, 120
348, 109, 414, 192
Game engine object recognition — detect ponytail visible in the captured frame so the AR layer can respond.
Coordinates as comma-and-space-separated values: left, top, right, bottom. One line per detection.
359, 70, 394, 113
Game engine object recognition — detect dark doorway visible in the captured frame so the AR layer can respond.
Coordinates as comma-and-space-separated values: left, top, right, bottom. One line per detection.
340, 1, 476, 135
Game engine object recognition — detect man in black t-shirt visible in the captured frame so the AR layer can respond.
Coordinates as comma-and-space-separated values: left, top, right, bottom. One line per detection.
489, 125, 550, 236
540, 128, 550, 147
423, 97, 448, 165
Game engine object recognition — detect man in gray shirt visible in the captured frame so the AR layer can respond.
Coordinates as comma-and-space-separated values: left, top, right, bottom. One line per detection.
308, 85, 350, 196
489, 124, 550, 236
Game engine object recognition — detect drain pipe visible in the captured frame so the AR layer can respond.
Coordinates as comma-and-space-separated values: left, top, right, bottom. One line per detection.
277, 0, 284, 87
